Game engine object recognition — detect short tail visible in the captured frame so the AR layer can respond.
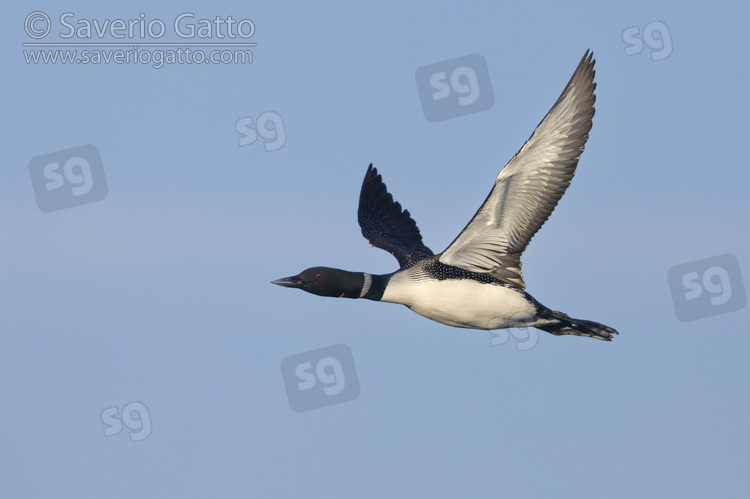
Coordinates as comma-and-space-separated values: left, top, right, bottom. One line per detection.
536, 310, 619, 341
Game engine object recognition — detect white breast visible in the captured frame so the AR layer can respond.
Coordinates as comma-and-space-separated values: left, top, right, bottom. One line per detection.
381, 273, 537, 330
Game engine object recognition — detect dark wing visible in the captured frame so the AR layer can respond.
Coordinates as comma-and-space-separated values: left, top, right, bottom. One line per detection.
439, 50, 597, 289
358, 164, 434, 269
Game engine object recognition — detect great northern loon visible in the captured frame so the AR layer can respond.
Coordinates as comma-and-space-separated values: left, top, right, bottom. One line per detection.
273, 50, 618, 341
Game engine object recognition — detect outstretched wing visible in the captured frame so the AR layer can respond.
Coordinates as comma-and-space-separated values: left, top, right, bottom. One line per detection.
439, 50, 597, 289
358, 164, 434, 269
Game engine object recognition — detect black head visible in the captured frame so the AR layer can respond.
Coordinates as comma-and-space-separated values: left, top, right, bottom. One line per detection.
272, 266, 365, 298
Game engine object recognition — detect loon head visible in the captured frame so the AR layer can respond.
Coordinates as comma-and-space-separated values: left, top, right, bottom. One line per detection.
272, 267, 365, 298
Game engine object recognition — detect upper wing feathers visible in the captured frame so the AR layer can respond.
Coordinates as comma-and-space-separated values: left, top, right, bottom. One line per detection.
439, 50, 597, 289
358, 164, 434, 269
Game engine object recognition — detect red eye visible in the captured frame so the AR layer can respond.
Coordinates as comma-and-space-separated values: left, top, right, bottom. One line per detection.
316, 273, 322, 279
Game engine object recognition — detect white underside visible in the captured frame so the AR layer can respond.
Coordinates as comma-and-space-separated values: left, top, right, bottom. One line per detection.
381, 273, 539, 330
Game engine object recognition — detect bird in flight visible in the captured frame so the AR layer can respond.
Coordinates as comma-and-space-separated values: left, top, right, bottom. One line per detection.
273, 50, 618, 341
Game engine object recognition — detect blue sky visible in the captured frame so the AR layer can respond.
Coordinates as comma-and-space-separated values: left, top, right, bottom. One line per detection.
3, 1, 749, 497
